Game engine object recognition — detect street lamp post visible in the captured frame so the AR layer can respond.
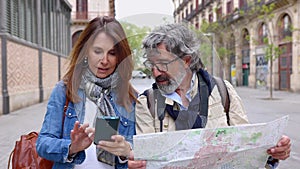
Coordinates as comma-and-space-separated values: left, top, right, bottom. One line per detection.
203, 33, 215, 76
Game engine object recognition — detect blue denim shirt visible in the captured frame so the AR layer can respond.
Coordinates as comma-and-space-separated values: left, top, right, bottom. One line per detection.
36, 81, 136, 169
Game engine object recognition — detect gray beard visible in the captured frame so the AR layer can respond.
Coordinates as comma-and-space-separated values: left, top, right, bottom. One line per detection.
157, 71, 186, 95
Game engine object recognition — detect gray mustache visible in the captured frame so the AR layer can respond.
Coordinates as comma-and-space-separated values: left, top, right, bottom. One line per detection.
155, 75, 168, 82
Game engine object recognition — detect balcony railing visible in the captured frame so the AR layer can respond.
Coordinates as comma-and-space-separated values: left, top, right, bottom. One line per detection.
176, 0, 189, 13
279, 30, 292, 41
186, 10, 197, 21
177, 0, 292, 26
76, 12, 87, 20
204, 0, 212, 6
71, 11, 113, 21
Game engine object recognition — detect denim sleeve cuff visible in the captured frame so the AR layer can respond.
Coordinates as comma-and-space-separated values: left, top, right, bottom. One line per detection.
72, 151, 86, 164
62, 140, 85, 164
265, 156, 279, 169
66, 153, 77, 163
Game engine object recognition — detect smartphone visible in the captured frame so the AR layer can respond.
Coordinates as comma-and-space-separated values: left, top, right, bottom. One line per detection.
94, 116, 120, 145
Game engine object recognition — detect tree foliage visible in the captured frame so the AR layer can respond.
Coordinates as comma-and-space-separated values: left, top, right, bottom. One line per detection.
197, 20, 232, 73
120, 22, 151, 69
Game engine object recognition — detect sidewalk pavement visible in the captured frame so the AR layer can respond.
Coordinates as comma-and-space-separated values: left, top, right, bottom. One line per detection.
1, 87, 299, 168
1, 101, 48, 168
233, 87, 300, 169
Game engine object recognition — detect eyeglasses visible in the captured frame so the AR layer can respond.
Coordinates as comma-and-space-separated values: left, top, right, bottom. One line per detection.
143, 57, 180, 72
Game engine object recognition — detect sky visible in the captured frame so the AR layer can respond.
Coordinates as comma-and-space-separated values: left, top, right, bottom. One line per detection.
115, 0, 174, 28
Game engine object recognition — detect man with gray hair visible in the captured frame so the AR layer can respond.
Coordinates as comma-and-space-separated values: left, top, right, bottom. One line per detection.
129, 23, 290, 169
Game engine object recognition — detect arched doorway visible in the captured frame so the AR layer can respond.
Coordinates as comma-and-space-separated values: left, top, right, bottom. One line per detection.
255, 22, 268, 89
278, 14, 292, 90
72, 30, 83, 47
228, 33, 236, 85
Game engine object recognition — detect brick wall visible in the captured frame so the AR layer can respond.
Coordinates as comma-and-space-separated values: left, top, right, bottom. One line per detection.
0, 39, 67, 115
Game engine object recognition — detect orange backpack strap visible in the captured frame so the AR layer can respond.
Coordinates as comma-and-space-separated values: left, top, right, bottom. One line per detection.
7, 149, 14, 169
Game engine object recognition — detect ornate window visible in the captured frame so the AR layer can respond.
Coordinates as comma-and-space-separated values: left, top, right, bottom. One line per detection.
76, 0, 88, 19
258, 23, 267, 45
217, 7, 222, 20
227, 0, 233, 14
242, 29, 250, 47
279, 14, 292, 40
239, 0, 247, 9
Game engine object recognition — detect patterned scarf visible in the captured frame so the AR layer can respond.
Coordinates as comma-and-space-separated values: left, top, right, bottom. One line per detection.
80, 68, 119, 166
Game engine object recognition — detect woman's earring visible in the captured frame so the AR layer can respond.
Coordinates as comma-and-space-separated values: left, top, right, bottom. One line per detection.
83, 57, 88, 67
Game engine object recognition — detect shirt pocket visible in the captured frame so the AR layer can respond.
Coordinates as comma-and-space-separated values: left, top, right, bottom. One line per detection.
63, 107, 78, 138
118, 116, 135, 144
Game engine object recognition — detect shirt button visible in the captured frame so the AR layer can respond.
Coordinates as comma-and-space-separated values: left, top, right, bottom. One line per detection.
164, 124, 168, 128
124, 121, 128, 125
68, 113, 71, 116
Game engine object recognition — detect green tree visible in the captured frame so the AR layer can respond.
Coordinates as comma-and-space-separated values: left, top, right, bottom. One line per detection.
254, 2, 289, 99
197, 20, 232, 77
120, 22, 151, 69
264, 38, 281, 99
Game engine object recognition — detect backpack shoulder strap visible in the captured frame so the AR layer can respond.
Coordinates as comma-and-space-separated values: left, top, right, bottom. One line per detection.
141, 84, 166, 132
141, 88, 156, 119
212, 76, 230, 126
141, 83, 166, 119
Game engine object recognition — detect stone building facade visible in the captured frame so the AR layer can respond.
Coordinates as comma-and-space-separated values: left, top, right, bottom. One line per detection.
172, 0, 300, 92
0, 0, 72, 115
68, 0, 115, 47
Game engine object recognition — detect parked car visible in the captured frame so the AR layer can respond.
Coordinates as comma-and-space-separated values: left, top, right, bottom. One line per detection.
132, 70, 147, 79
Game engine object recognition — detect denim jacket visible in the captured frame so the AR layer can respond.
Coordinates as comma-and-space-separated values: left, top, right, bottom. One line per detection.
36, 81, 136, 169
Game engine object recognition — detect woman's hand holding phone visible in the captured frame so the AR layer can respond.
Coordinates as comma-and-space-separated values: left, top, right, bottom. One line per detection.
97, 135, 132, 158
94, 116, 120, 144
93, 116, 131, 157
